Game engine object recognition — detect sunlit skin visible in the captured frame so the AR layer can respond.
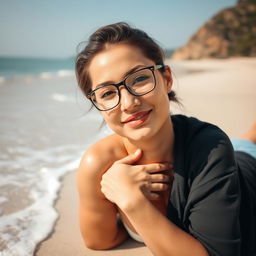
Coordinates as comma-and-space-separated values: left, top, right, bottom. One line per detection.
77, 44, 209, 255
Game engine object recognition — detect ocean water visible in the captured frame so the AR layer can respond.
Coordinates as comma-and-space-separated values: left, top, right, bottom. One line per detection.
0, 57, 111, 256
0, 57, 75, 81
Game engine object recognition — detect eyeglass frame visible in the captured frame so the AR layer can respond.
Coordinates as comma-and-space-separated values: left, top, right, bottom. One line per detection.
86, 64, 165, 111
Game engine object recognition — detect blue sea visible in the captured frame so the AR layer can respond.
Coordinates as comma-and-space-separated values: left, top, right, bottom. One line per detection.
0, 57, 75, 81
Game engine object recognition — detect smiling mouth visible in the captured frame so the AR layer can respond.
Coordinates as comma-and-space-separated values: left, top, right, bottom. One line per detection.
122, 110, 152, 127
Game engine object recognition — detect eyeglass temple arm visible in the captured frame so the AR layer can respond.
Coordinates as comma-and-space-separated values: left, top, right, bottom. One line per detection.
155, 64, 165, 70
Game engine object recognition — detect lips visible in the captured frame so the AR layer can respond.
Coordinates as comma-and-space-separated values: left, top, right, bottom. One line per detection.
123, 110, 152, 123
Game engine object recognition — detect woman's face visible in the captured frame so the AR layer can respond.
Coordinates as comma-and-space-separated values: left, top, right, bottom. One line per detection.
88, 44, 173, 142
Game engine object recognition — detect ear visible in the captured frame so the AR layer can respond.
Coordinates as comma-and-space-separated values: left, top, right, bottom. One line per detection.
162, 65, 173, 93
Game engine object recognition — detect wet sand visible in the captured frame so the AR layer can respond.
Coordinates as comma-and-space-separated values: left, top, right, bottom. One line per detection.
36, 57, 256, 256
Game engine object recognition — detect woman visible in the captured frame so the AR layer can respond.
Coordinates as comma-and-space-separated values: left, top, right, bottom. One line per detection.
76, 22, 256, 256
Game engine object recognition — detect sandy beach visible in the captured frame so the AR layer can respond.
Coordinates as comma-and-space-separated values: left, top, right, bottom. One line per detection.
36, 57, 256, 256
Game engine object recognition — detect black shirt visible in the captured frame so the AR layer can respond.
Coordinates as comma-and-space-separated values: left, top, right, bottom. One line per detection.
168, 115, 256, 256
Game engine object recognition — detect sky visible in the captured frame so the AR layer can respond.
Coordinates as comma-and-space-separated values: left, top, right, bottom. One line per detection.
0, 0, 237, 58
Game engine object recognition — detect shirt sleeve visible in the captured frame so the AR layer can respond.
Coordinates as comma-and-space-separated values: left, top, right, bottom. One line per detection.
185, 128, 241, 256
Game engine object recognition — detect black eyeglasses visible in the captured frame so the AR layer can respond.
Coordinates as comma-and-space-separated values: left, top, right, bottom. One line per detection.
86, 64, 164, 111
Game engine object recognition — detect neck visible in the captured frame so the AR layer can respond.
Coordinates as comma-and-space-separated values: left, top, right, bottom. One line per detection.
122, 118, 175, 164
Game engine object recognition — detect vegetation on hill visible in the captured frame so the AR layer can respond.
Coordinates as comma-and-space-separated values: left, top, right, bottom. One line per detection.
172, 0, 256, 59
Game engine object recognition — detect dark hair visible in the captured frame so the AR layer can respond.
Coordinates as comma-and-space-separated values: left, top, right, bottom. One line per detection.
76, 22, 178, 103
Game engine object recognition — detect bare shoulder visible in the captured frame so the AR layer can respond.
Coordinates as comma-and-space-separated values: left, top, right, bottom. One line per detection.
78, 134, 127, 180
77, 134, 129, 249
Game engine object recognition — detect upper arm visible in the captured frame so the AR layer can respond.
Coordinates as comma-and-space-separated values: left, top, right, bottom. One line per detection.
77, 143, 127, 249
187, 130, 241, 256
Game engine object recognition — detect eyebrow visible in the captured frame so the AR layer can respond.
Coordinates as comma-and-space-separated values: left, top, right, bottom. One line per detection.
94, 64, 146, 89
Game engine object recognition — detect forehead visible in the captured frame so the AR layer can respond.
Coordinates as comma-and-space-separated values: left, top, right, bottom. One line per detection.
88, 44, 154, 89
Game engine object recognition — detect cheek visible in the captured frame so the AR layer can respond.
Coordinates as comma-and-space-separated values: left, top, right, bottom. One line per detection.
101, 109, 121, 129
102, 107, 118, 118
152, 91, 170, 115
145, 88, 170, 108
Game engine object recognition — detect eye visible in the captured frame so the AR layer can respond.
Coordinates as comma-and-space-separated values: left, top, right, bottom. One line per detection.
133, 75, 150, 85
98, 88, 117, 99
102, 91, 114, 98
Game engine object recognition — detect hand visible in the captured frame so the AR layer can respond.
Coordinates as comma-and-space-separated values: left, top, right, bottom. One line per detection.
100, 149, 173, 210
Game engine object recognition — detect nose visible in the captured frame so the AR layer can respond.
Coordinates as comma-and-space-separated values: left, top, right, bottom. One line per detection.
120, 87, 140, 112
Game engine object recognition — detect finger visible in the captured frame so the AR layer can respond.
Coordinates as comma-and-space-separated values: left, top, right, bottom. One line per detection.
145, 163, 173, 174
148, 183, 170, 192
149, 174, 170, 183
117, 149, 143, 165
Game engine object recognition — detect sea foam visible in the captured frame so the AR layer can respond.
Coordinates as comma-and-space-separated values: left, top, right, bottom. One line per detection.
0, 144, 83, 256
0, 119, 111, 256
0, 76, 5, 83
51, 93, 75, 103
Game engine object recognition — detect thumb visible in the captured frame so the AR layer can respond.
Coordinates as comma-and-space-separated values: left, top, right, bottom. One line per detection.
118, 149, 142, 165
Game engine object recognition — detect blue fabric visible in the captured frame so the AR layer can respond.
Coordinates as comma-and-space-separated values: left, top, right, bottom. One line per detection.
231, 139, 256, 159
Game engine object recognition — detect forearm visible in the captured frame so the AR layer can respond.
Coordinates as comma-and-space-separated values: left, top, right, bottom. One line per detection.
82, 221, 128, 250
122, 195, 209, 256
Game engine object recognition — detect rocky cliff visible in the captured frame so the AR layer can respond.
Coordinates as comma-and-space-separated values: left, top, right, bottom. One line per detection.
172, 0, 256, 60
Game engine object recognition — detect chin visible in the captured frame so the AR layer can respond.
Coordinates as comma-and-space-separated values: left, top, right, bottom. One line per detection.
123, 126, 156, 142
